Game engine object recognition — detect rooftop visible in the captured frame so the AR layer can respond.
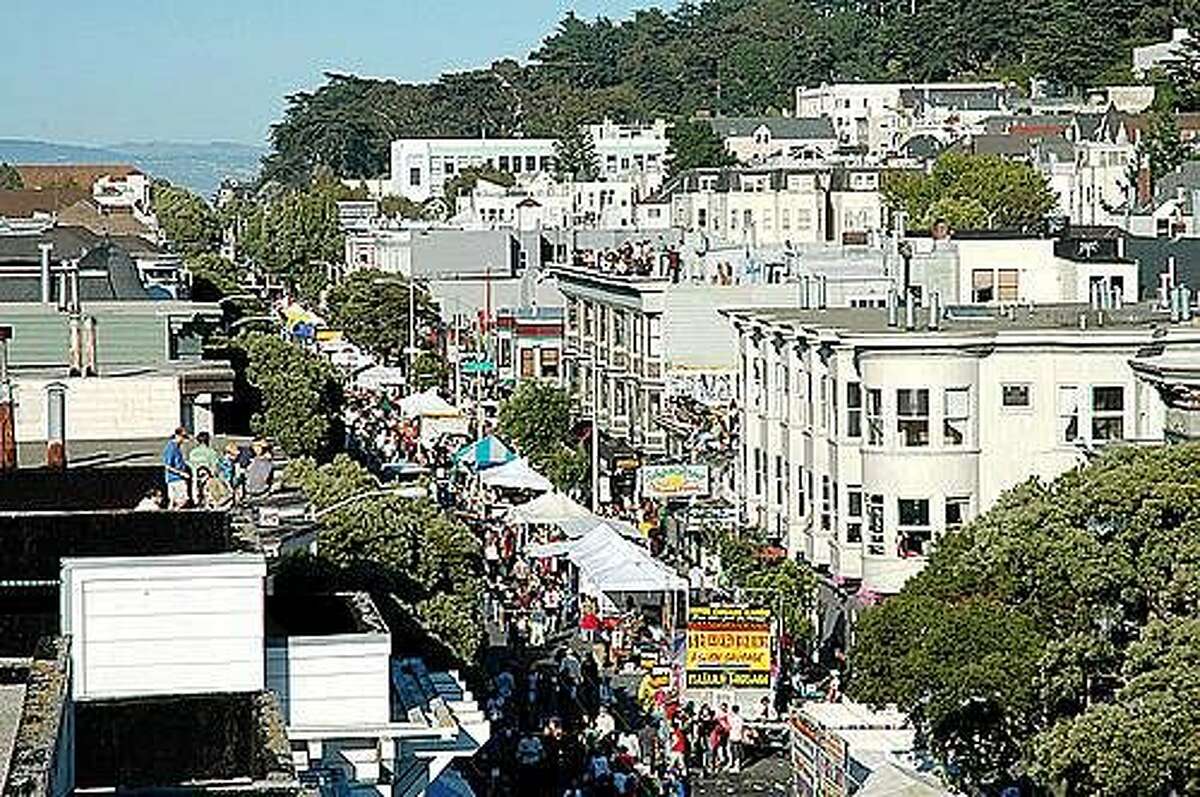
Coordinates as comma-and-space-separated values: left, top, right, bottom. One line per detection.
265, 593, 388, 638
707, 116, 835, 140
13, 165, 142, 191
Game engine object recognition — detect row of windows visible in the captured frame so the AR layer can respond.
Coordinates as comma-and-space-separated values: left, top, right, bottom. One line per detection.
695, 206, 816, 232
571, 301, 662, 358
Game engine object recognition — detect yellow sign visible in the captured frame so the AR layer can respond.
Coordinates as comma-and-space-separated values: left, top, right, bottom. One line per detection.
685, 604, 772, 688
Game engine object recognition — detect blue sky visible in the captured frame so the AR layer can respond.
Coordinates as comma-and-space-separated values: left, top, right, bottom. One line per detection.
2, 0, 666, 147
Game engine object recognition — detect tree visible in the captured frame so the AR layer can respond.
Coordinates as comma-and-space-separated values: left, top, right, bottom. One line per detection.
325, 269, 440, 365
235, 332, 343, 459
281, 454, 485, 663
153, 182, 222, 256
409, 351, 448, 391
498, 380, 589, 494
1140, 108, 1191, 182
379, 194, 429, 220
553, 124, 600, 181
666, 119, 737, 177
1167, 32, 1200, 111
850, 444, 1200, 793
0, 163, 22, 190
882, 153, 1057, 231
185, 252, 243, 301
443, 166, 515, 206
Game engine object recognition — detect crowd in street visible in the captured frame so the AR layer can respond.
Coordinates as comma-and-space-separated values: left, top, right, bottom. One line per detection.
343, 386, 425, 468
573, 241, 682, 282
147, 426, 275, 510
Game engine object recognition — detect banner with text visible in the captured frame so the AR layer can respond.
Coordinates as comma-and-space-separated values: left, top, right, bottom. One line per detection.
685, 604, 772, 690
640, 463, 710, 500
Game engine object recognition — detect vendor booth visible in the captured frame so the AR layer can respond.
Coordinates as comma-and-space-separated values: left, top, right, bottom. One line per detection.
398, 389, 468, 446
479, 457, 553, 493
452, 435, 516, 471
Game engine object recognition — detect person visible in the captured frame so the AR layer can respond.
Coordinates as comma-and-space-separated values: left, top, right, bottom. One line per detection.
244, 440, 274, 498
727, 704, 746, 773
187, 432, 222, 484
162, 426, 190, 509
134, 487, 163, 511
594, 705, 616, 740
201, 466, 233, 508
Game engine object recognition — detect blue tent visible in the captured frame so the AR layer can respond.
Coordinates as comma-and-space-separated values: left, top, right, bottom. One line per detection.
452, 435, 515, 471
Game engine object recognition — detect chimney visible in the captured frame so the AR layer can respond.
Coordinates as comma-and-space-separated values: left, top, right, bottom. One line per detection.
887, 289, 899, 328
83, 316, 98, 376
45, 383, 66, 471
1137, 165, 1152, 207
0, 326, 15, 473
1185, 287, 1194, 322
904, 290, 916, 331
801, 276, 811, 309
1169, 256, 1178, 290
68, 315, 83, 377
38, 243, 53, 304
69, 263, 80, 314
1160, 271, 1172, 309
928, 290, 941, 331
819, 275, 828, 309
1171, 286, 1183, 323
1112, 284, 1124, 310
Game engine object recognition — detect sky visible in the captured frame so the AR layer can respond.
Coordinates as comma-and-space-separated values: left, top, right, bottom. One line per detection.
1, 0, 666, 147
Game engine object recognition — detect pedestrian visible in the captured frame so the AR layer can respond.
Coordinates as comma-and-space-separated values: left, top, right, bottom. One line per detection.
244, 440, 274, 498
727, 704, 746, 773
161, 426, 190, 509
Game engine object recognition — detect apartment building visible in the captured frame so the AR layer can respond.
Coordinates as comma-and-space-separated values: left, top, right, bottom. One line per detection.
796, 82, 1010, 159
390, 120, 669, 202
706, 116, 838, 164
456, 174, 642, 230
727, 301, 1200, 596
660, 166, 885, 248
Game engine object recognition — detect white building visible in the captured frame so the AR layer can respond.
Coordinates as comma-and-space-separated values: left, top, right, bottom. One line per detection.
706, 117, 838, 164
727, 302, 1200, 595
1127, 161, 1200, 238
456, 174, 642, 230
1133, 28, 1190, 78
660, 166, 885, 248
796, 82, 1010, 159
391, 119, 669, 202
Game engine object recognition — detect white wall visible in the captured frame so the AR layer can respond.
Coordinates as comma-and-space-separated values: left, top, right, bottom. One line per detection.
266, 634, 391, 729
13, 374, 181, 444
62, 553, 266, 700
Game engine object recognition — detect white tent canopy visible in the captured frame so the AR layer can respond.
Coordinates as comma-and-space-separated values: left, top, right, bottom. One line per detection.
479, 457, 553, 492
509, 491, 592, 525
567, 524, 687, 594
354, 365, 407, 391
399, 389, 460, 419
557, 515, 640, 540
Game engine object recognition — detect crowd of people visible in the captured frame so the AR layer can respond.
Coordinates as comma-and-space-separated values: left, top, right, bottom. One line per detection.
572, 241, 682, 282
145, 426, 275, 511
343, 386, 425, 469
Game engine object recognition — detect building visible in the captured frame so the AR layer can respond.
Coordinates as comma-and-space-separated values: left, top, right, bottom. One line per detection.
726, 301, 1200, 599
391, 119, 670, 202
495, 306, 565, 385
1133, 28, 1190, 78
658, 166, 885, 248
706, 116, 838, 164
796, 82, 1011, 159
1127, 161, 1200, 238
455, 174, 643, 230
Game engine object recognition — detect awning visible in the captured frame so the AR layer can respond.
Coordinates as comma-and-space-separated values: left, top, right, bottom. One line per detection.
452, 435, 515, 470
399, 388, 460, 419
509, 491, 592, 525
557, 515, 641, 541
479, 457, 553, 492
567, 524, 687, 593
354, 365, 407, 391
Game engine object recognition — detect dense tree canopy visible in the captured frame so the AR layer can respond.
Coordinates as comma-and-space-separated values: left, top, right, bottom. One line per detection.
282, 455, 485, 662
324, 269, 439, 365
883, 153, 1058, 231
498, 380, 589, 495
261, 1, 1194, 183
235, 332, 343, 459
554, 124, 600, 181
0, 163, 23, 190
850, 444, 1200, 794
152, 182, 222, 257
666, 119, 738, 178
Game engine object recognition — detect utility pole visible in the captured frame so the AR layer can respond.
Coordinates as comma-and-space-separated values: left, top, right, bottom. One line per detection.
591, 361, 601, 511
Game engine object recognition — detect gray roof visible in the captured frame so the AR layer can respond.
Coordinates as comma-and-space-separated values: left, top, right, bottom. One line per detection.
900, 86, 1007, 113
707, 116, 835, 141
0, 226, 156, 302
1145, 161, 1200, 212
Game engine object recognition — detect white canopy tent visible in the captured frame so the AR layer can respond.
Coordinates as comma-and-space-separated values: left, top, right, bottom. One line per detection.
562, 524, 688, 594
399, 389, 459, 419
354, 364, 407, 391
479, 457, 553, 492
509, 491, 592, 525
557, 515, 640, 541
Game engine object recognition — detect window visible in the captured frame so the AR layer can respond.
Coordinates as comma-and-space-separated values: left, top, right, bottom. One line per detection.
754, 448, 766, 497
972, 270, 994, 303
1058, 385, 1080, 442
867, 388, 883, 445
613, 310, 626, 348
774, 456, 785, 506
846, 383, 862, 438
744, 209, 753, 227
647, 316, 662, 357
945, 496, 970, 530
1092, 386, 1125, 441
599, 306, 608, 343
409, 167, 422, 187
897, 498, 931, 556
997, 269, 1019, 301
797, 466, 806, 514
540, 349, 560, 379
867, 494, 885, 555
526, 155, 537, 172
943, 387, 969, 446
1002, 384, 1031, 409
897, 389, 929, 447
847, 487, 863, 544
821, 475, 832, 532
520, 349, 535, 378
498, 156, 510, 171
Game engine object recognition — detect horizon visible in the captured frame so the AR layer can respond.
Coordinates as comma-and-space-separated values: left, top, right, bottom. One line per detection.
0, 0, 670, 148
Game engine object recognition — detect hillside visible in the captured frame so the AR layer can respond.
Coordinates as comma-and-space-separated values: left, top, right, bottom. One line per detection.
0, 139, 264, 197
260, 0, 1192, 185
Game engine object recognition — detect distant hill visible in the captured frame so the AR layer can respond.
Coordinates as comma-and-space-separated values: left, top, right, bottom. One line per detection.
0, 139, 264, 198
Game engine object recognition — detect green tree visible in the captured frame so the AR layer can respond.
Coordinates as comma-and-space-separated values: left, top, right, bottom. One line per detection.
850, 444, 1200, 793
1167, 32, 1200, 111
443, 165, 515, 206
409, 351, 449, 391
185, 252, 243, 300
325, 269, 440, 365
1140, 108, 1191, 182
282, 454, 485, 662
553, 124, 600, 181
379, 194, 429, 220
153, 182, 222, 256
883, 153, 1057, 231
498, 380, 589, 494
0, 163, 23, 190
665, 119, 737, 177
235, 332, 343, 459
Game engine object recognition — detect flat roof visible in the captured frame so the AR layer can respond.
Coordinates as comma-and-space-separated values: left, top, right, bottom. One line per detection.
0, 683, 26, 791
265, 593, 388, 638
727, 302, 1183, 336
